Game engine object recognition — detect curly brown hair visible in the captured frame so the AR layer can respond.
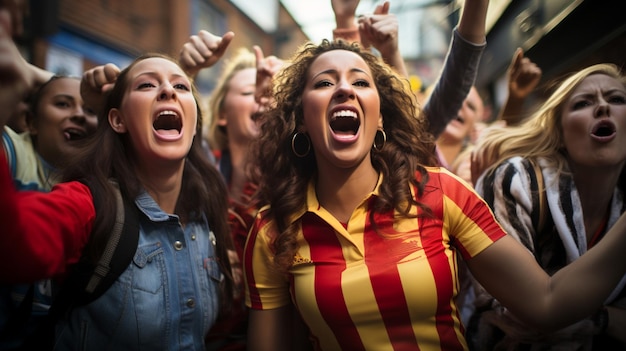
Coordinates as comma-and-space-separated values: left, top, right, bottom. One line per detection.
250, 40, 438, 271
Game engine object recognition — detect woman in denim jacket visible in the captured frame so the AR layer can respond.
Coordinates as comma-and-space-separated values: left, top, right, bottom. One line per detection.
0, 50, 235, 350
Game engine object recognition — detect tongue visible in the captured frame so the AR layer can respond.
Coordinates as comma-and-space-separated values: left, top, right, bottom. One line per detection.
334, 130, 354, 136
155, 129, 179, 136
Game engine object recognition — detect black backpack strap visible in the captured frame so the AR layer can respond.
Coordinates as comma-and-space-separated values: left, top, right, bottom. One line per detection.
23, 179, 140, 350
78, 180, 140, 304
84, 180, 125, 294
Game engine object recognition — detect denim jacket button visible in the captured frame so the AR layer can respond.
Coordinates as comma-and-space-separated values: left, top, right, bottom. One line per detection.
174, 241, 183, 250
186, 298, 196, 308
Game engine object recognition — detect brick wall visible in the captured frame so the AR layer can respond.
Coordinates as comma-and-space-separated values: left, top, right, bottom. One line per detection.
59, 0, 176, 55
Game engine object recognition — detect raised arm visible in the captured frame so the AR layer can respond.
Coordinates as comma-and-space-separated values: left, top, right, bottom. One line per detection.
358, 1, 408, 77
253, 45, 286, 111
0, 31, 27, 128
497, 47, 542, 126
80, 63, 121, 116
331, 1, 405, 77
0, 24, 52, 129
423, 0, 488, 138
331, 0, 361, 43
468, 212, 626, 331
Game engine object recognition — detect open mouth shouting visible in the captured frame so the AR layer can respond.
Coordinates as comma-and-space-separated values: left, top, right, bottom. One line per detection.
590, 119, 616, 142
64, 127, 88, 142
153, 109, 183, 140
330, 109, 360, 142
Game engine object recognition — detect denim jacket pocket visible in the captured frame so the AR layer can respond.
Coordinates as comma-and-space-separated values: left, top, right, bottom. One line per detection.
131, 242, 166, 294
204, 231, 224, 283
204, 257, 223, 283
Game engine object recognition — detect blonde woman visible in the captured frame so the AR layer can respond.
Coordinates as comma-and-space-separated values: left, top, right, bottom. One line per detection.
470, 63, 626, 350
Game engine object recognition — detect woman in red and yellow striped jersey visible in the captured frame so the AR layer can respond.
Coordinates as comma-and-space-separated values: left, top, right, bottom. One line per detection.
243, 39, 626, 351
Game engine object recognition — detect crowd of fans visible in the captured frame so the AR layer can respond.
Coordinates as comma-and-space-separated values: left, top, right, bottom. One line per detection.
1, 0, 625, 350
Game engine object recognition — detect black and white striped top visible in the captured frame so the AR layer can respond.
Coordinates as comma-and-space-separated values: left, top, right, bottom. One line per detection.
476, 155, 626, 302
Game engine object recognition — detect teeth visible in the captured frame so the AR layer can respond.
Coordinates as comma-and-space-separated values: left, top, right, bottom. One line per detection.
332, 110, 357, 118
158, 110, 178, 116
65, 128, 86, 140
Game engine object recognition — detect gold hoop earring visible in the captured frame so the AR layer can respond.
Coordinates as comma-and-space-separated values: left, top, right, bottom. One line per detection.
373, 129, 386, 151
292, 132, 311, 157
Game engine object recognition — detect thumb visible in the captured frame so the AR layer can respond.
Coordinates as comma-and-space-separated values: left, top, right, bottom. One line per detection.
374, 1, 390, 15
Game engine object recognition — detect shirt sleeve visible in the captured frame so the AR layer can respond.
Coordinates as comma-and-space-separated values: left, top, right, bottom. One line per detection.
0, 150, 95, 283
422, 28, 486, 138
243, 211, 292, 310
435, 168, 507, 259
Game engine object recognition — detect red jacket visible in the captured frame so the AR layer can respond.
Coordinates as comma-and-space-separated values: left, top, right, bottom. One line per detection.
0, 151, 94, 283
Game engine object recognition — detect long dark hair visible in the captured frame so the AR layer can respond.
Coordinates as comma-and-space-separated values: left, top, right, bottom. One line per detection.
62, 53, 234, 308
251, 40, 438, 271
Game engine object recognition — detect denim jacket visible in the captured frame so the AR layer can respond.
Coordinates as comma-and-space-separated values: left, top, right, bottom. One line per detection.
55, 191, 223, 350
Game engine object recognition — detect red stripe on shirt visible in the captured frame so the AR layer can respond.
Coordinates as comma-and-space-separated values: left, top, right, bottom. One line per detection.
302, 213, 366, 351
419, 174, 466, 350
365, 206, 419, 347
243, 214, 271, 310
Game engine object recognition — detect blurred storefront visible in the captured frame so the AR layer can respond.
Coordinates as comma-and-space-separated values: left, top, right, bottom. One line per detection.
476, 0, 626, 117
23, 0, 625, 108
24, 0, 307, 96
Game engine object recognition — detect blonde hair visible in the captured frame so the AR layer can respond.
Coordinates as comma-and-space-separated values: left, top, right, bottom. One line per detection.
206, 48, 256, 151
475, 63, 626, 177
